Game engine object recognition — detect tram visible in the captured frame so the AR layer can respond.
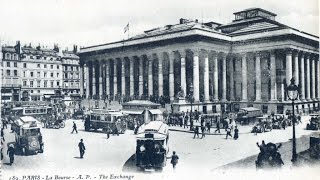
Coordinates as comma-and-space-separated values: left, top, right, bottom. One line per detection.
135, 121, 169, 171
84, 109, 126, 133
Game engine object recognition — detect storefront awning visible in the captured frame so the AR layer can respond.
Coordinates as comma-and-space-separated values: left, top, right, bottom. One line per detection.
148, 109, 162, 115
122, 109, 144, 115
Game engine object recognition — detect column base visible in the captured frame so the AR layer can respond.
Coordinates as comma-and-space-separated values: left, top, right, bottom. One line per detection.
240, 99, 248, 102
254, 99, 262, 103
269, 99, 278, 103
220, 99, 227, 103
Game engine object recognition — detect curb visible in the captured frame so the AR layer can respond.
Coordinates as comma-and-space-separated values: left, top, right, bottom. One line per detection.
168, 127, 254, 135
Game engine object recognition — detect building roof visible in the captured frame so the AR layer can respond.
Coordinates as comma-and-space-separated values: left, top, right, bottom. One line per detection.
123, 100, 160, 106
62, 51, 79, 59
234, 7, 277, 16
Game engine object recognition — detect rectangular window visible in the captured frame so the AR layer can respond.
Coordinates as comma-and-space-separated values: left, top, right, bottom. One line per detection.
23, 71, 26, 77
44, 72, 47, 77
6, 62, 10, 67
51, 81, 54, 87
14, 70, 17, 76
37, 64, 40, 68
6, 70, 10, 76
31, 72, 34, 77
37, 72, 40, 77
30, 81, 34, 87
65, 73, 68, 78
36, 56, 41, 59
57, 73, 59, 78
51, 73, 54, 77
44, 64, 47, 68
51, 65, 53, 69
44, 81, 47, 87
57, 81, 60, 86
23, 63, 27, 68
30, 56, 33, 59
65, 66, 68, 71
37, 80, 41, 87
57, 65, 59, 69
23, 81, 27, 86
44, 57, 47, 60
14, 62, 17, 67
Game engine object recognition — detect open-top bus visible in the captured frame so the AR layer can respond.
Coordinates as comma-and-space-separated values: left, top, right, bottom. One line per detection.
135, 121, 169, 171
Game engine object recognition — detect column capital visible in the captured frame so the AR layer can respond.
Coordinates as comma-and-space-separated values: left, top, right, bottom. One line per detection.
219, 52, 227, 59
178, 49, 187, 57
211, 51, 218, 58
292, 49, 300, 57
255, 51, 264, 57
285, 48, 294, 55
192, 48, 201, 56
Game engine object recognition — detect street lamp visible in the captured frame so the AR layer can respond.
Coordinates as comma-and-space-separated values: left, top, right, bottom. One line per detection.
286, 78, 299, 164
189, 83, 194, 113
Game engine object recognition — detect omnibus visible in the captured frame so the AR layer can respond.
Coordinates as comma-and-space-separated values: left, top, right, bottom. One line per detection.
135, 121, 169, 171
84, 109, 126, 133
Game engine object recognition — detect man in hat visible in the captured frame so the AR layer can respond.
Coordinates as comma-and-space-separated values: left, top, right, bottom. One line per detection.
78, 139, 86, 158
7, 144, 15, 165
71, 121, 78, 134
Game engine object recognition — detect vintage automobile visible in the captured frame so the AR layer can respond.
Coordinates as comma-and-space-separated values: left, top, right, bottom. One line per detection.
251, 117, 272, 133
271, 114, 284, 129
306, 114, 320, 130
84, 109, 126, 133
11, 116, 44, 155
256, 142, 284, 169
236, 107, 263, 125
136, 121, 169, 171
72, 109, 85, 119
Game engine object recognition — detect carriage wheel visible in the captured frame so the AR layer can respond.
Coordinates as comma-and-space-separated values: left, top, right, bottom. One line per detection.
60, 122, 65, 128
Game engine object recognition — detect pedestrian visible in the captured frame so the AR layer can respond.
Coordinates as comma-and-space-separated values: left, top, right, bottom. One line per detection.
225, 127, 232, 139
183, 113, 188, 129
215, 119, 221, 133
1, 128, 5, 142
170, 151, 179, 170
206, 122, 211, 133
78, 139, 86, 158
201, 125, 206, 139
71, 121, 78, 134
193, 126, 199, 139
190, 119, 194, 131
234, 126, 239, 140
1, 147, 3, 161
7, 144, 15, 165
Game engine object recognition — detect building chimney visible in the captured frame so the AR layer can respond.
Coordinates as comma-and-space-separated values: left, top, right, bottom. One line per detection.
73, 45, 78, 53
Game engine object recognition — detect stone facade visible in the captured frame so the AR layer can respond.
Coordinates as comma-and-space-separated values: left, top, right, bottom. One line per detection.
79, 8, 319, 114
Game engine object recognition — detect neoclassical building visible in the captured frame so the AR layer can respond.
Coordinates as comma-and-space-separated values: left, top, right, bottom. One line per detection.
78, 8, 319, 114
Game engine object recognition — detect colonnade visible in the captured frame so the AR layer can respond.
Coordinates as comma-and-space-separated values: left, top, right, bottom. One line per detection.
80, 48, 320, 103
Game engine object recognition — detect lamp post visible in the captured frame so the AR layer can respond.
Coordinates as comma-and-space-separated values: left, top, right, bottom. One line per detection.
189, 83, 194, 113
286, 78, 299, 164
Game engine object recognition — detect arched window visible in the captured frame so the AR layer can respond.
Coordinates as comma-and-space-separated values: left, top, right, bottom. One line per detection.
6, 53, 11, 60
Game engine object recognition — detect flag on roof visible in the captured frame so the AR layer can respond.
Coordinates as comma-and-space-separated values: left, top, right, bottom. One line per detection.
124, 23, 129, 33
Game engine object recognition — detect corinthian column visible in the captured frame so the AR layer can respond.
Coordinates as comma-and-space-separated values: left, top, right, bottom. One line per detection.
148, 55, 153, 96
158, 53, 164, 97
193, 49, 200, 102
229, 56, 234, 101
305, 54, 310, 100
203, 51, 210, 102
92, 63, 96, 98
311, 55, 316, 100
85, 64, 90, 99
221, 53, 227, 101
99, 62, 103, 98
255, 52, 262, 102
105, 60, 110, 96
300, 53, 305, 100
80, 64, 84, 97
285, 49, 293, 86
129, 58, 134, 96
120, 58, 125, 96
139, 57, 143, 96
179, 50, 187, 95
113, 60, 118, 96
213, 52, 218, 101
169, 51, 175, 101
293, 51, 299, 86
270, 50, 277, 101
241, 53, 247, 101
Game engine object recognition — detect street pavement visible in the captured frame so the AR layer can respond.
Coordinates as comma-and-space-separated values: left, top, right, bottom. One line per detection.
1, 115, 319, 180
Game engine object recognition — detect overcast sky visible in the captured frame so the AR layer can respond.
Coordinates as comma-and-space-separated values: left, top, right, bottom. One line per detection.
0, 0, 318, 49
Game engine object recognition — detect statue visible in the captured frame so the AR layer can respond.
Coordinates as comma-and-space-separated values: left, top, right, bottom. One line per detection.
176, 86, 185, 99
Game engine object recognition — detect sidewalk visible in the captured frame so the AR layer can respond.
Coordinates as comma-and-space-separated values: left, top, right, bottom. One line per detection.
168, 124, 254, 135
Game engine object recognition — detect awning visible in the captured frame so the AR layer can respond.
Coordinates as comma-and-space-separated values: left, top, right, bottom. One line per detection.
121, 109, 144, 115
44, 95, 51, 98
148, 109, 162, 115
